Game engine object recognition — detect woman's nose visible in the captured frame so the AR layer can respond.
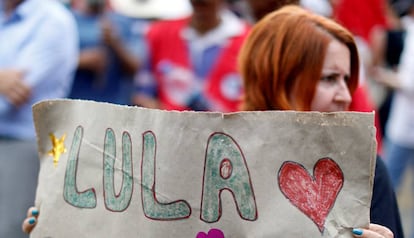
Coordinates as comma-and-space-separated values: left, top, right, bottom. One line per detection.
334, 78, 352, 104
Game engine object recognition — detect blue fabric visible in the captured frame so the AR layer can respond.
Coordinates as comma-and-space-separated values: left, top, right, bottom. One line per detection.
117, 17, 149, 105
187, 45, 222, 110
190, 45, 221, 79
384, 138, 414, 238
135, 40, 222, 101
385, 139, 414, 189
0, 0, 78, 139
69, 11, 146, 105
134, 62, 157, 98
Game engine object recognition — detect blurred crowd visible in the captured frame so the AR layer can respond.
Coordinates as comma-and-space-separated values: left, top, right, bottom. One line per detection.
1, 0, 414, 237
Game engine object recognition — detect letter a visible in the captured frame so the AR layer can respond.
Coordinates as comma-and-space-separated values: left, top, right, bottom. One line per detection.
141, 131, 191, 220
103, 129, 133, 212
64, 126, 97, 208
201, 133, 257, 222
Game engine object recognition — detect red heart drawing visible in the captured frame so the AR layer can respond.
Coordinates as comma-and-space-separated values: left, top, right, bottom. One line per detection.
278, 158, 344, 232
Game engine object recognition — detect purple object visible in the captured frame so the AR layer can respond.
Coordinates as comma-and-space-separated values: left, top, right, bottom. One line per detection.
196, 228, 225, 238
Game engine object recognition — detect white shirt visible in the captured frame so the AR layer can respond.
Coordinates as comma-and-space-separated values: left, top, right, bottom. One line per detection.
386, 15, 414, 147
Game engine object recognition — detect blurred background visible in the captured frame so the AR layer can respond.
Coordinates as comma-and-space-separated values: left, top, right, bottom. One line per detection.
1, 0, 413, 237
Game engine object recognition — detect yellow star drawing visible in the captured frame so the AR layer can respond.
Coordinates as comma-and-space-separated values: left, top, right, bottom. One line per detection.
48, 133, 67, 167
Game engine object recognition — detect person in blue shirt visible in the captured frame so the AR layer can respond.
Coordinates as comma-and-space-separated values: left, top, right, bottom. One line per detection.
0, 0, 78, 140
68, 0, 142, 105
0, 0, 78, 237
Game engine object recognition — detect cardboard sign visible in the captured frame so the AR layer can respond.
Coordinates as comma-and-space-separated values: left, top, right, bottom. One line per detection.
31, 100, 376, 237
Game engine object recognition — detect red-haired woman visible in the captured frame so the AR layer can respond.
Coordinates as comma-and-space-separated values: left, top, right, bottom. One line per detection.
239, 5, 402, 238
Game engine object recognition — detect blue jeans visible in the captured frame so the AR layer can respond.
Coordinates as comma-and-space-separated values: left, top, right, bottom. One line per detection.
384, 139, 414, 238
384, 139, 414, 190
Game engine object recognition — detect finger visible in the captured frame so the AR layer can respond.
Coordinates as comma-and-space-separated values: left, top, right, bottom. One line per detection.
8, 86, 31, 106
353, 226, 393, 238
352, 228, 382, 238
22, 216, 36, 234
368, 224, 393, 238
26, 207, 39, 218
14, 81, 31, 97
22, 207, 39, 234
8, 91, 29, 107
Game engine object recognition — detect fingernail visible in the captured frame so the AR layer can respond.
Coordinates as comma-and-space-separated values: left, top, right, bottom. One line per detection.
28, 217, 36, 225
31, 209, 39, 216
352, 228, 363, 236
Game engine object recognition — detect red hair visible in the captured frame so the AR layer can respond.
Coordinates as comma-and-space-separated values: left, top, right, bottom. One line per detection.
239, 5, 359, 111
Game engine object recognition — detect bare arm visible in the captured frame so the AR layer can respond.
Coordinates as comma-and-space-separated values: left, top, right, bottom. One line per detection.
132, 94, 161, 109
101, 19, 140, 76
0, 69, 31, 107
77, 48, 107, 74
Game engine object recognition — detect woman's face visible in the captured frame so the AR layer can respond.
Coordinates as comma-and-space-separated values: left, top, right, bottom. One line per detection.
190, 0, 222, 20
310, 39, 352, 112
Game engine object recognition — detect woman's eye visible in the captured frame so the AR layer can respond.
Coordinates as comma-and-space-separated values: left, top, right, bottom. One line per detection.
344, 75, 350, 83
320, 75, 337, 83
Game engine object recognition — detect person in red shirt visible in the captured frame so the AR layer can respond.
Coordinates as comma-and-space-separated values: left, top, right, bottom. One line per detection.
133, 0, 250, 112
